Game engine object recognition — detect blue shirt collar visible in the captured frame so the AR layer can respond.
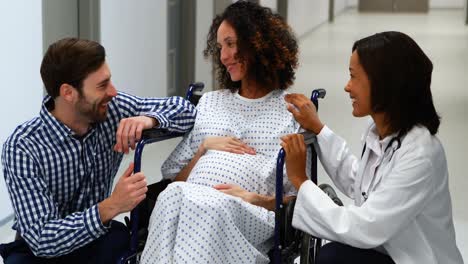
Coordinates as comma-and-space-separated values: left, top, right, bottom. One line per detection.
39, 96, 96, 142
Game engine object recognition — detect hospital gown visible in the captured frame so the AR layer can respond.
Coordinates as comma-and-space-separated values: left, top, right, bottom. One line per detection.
141, 89, 300, 263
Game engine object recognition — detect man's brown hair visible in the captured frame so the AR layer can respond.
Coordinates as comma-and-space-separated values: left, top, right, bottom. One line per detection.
40, 38, 106, 98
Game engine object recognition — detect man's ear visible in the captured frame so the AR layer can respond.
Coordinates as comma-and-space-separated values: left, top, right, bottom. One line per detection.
59, 83, 77, 102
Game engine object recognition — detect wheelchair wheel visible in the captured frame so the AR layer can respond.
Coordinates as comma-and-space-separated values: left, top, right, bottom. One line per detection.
300, 233, 315, 264
297, 185, 342, 264
300, 233, 324, 264
300, 233, 311, 264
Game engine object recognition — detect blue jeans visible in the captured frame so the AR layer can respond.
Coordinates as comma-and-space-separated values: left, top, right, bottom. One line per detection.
316, 242, 395, 264
0, 221, 129, 264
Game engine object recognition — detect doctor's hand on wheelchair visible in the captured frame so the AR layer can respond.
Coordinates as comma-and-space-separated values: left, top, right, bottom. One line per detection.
285, 93, 324, 135
281, 134, 309, 190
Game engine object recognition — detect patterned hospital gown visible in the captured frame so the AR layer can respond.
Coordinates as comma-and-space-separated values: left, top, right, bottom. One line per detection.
141, 89, 300, 263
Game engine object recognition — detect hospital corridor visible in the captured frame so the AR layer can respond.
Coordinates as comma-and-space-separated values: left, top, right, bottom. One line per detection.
0, 1, 467, 263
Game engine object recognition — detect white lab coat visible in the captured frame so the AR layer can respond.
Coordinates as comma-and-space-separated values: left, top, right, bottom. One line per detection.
292, 121, 463, 264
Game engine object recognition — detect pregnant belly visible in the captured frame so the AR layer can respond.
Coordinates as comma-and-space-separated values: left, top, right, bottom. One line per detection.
187, 150, 273, 194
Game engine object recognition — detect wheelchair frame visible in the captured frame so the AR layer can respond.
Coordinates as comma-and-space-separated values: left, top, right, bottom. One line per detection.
272, 89, 326, 264
118, 85, 342, 264
117, 82, 204, 263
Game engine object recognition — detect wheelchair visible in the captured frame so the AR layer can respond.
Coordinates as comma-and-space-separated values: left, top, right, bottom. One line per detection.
118, 83, 343, 264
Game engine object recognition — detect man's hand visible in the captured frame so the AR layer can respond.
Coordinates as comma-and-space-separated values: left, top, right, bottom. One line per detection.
114, 116, 158, 153
98, 163, 148, 223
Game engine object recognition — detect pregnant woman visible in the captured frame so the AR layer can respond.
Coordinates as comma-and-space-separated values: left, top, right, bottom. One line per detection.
140, 1, 300, 263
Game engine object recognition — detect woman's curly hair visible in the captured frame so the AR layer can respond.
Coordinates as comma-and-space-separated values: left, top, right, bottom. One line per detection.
204, 1, 299, 92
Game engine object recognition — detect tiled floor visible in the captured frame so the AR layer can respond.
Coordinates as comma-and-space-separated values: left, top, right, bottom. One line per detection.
1, 7, 467, 263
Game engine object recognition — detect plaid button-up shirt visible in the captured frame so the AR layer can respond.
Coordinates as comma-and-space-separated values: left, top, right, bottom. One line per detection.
2, 92, 196, 257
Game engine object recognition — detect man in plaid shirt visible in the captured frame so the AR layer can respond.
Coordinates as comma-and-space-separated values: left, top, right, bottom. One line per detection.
0, 38, 196, 263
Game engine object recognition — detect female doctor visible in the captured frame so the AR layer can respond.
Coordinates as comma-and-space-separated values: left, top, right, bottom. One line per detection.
281, 31, 463, 264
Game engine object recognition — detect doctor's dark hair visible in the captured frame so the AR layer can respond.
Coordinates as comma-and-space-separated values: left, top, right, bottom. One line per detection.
204, 0, 298, 92
40, 38, 106, 98
352, 31, 440, 135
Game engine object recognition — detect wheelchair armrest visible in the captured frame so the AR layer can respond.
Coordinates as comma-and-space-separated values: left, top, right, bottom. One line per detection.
319, 183, 344, 206
141, 128, 185, 142
299, 131, 317, 145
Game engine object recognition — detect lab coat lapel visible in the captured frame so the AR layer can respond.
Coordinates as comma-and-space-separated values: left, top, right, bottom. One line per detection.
370, 137, 398, 192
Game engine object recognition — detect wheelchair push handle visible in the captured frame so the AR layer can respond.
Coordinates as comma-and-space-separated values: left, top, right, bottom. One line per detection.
186, 82, 205, 100
311, 88, 326, 111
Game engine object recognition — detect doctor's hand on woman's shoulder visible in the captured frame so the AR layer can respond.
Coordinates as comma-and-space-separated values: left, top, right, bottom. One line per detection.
281, 134, 309, 190
285, 93, 324, 135
198, 136, 256, 155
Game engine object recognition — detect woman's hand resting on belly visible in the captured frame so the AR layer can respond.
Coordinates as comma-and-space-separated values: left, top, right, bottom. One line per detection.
175, 136, 295, 211
174, 136, 256, 182
199, 136, 256, 155
214, 183, 295, 211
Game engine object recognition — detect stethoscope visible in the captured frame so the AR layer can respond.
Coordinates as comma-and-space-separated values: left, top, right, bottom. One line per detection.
360, 133, 402, 201
361, 134, 402, 159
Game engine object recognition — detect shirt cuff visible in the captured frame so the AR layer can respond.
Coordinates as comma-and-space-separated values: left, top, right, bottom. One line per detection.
316, 125, 334, 148
317, 125, 333, 140
84, 205, 108, 239
144, 113, 168, 129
